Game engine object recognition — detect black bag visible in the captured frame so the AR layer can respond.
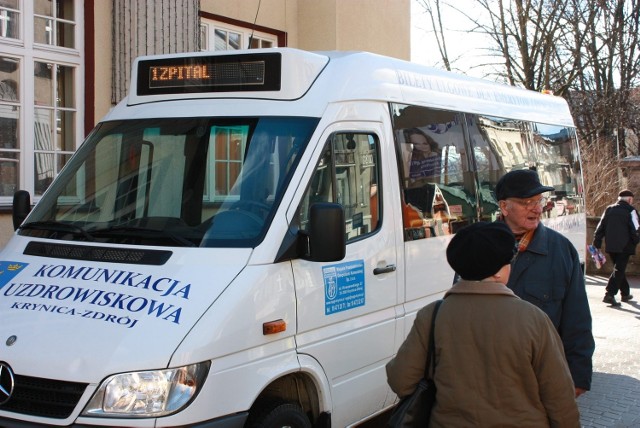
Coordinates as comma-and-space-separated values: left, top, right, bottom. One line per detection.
387, 300, 442, 428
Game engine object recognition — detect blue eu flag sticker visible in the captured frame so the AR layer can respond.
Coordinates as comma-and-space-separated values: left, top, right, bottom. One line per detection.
0, 261, 27, 290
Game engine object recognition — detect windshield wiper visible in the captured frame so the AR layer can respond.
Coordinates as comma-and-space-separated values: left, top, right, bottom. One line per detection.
90, 225, 196, 247
20, 221, 95, 241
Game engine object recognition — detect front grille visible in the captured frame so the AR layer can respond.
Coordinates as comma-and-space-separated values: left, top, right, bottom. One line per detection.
0, 374, 87, 419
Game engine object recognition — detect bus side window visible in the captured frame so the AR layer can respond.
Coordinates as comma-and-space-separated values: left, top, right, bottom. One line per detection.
469, 115, 542, 221
298, 132, 380, 242
465, 115, 526, 222
391, 104, 475, 240
530, 123, 584, 217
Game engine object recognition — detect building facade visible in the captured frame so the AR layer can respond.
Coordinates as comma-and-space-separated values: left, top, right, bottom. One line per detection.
0, 0, 411, 247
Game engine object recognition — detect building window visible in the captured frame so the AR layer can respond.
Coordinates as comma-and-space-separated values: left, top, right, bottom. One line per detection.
199, 23, 208, 50
0, 0, 20, 40
214, 28, 241, 50
200, 18, 278, 52
34, 0, 75, 48
249, 37, 273, 49
33, 61, 76, 195
0, 0, 81, 204
0, 56, 19, 197
208, 125, 246, 200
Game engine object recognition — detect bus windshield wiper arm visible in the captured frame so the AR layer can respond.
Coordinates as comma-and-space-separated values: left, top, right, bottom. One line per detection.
20, 221, 95, 241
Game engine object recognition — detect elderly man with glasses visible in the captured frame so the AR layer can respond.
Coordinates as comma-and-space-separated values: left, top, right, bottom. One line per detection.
496, 169, 594, 398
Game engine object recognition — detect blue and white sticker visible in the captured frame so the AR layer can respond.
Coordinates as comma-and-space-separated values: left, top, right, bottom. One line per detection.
323, 260, 365, 315
0, 261, 28, 290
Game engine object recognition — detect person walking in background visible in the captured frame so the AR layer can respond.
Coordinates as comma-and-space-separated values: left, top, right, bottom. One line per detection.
593, 189, 640, 307
496, 169, 594, 397
386, 222, 580, 427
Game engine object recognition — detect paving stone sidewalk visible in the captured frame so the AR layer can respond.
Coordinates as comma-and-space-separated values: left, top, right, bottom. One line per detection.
579, 275, 640, 427
361, 274, 640, 428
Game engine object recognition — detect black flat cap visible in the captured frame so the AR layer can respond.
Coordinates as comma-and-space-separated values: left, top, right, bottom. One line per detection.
496, 169, 554, 200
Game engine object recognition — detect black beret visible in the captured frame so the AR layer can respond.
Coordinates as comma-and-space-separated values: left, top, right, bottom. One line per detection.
619, 189, 634, 197
496, 169, 554, 200
447, 222, 516, 281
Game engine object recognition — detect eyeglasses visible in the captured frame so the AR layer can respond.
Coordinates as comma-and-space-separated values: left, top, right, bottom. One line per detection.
507, 196, 547, 209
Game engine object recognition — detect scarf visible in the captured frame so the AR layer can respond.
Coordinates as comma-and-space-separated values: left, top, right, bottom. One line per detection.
516, 228, 535, 253
512, 228, 536, 265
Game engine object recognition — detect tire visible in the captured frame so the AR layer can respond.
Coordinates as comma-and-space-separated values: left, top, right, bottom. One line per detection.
245, 401, 312, 428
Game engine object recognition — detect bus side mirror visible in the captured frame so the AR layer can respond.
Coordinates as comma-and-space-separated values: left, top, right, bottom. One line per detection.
307, 203, 346, 262
13, 190, 31, 230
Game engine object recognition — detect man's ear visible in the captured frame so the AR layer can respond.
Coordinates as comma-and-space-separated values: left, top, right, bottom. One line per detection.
498, 200, 509, 216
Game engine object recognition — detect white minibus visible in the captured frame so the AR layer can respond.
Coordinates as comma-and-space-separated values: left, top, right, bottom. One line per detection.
0, 48, 585, 427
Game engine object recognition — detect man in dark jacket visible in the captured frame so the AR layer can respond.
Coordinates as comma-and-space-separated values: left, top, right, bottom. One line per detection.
593, 189, 640, 306
496, 169, 594, 397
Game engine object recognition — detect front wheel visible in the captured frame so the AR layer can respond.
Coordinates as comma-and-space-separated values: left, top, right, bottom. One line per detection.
245, 401, 312, 428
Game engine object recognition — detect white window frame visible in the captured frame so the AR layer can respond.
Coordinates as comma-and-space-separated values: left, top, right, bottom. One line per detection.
33, 0, 76, 50
200, 18, 277, 52
204, 125, 247, 203
0, 0, 83, 206
0, 1, 20, 41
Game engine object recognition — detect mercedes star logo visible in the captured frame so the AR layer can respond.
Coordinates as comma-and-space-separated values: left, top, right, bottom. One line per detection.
0, 363, 15, 405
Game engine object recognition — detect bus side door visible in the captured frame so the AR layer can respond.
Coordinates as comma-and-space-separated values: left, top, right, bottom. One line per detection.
292, 123, 399, 426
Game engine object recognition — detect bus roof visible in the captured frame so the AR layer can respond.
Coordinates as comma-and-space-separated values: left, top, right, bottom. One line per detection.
126, 48, 575, 127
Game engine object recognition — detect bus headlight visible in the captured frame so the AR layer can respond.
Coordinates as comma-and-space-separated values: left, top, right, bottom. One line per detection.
82, 362, 210, 417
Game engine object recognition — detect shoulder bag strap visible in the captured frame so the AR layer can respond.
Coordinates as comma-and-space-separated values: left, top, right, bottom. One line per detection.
424, 299, 442, 379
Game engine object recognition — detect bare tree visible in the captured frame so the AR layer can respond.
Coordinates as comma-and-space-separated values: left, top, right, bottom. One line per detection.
567, 0, 640, 145
415, 0, 453, 71
437, 0, 574, 91
581, 135, 623, 216
563, 0, 640, 214
414, 0, 640, 215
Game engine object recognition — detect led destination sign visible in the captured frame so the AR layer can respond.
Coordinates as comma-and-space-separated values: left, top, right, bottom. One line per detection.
137, 52, 282, 96
150, 64, 220, 85
149, 62, 264, 88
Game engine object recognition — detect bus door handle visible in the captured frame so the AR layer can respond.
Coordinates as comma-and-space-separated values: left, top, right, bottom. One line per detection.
373, 264, 396, 275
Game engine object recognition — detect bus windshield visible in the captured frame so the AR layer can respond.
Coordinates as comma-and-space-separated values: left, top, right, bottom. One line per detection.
20, 116, 319, 247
